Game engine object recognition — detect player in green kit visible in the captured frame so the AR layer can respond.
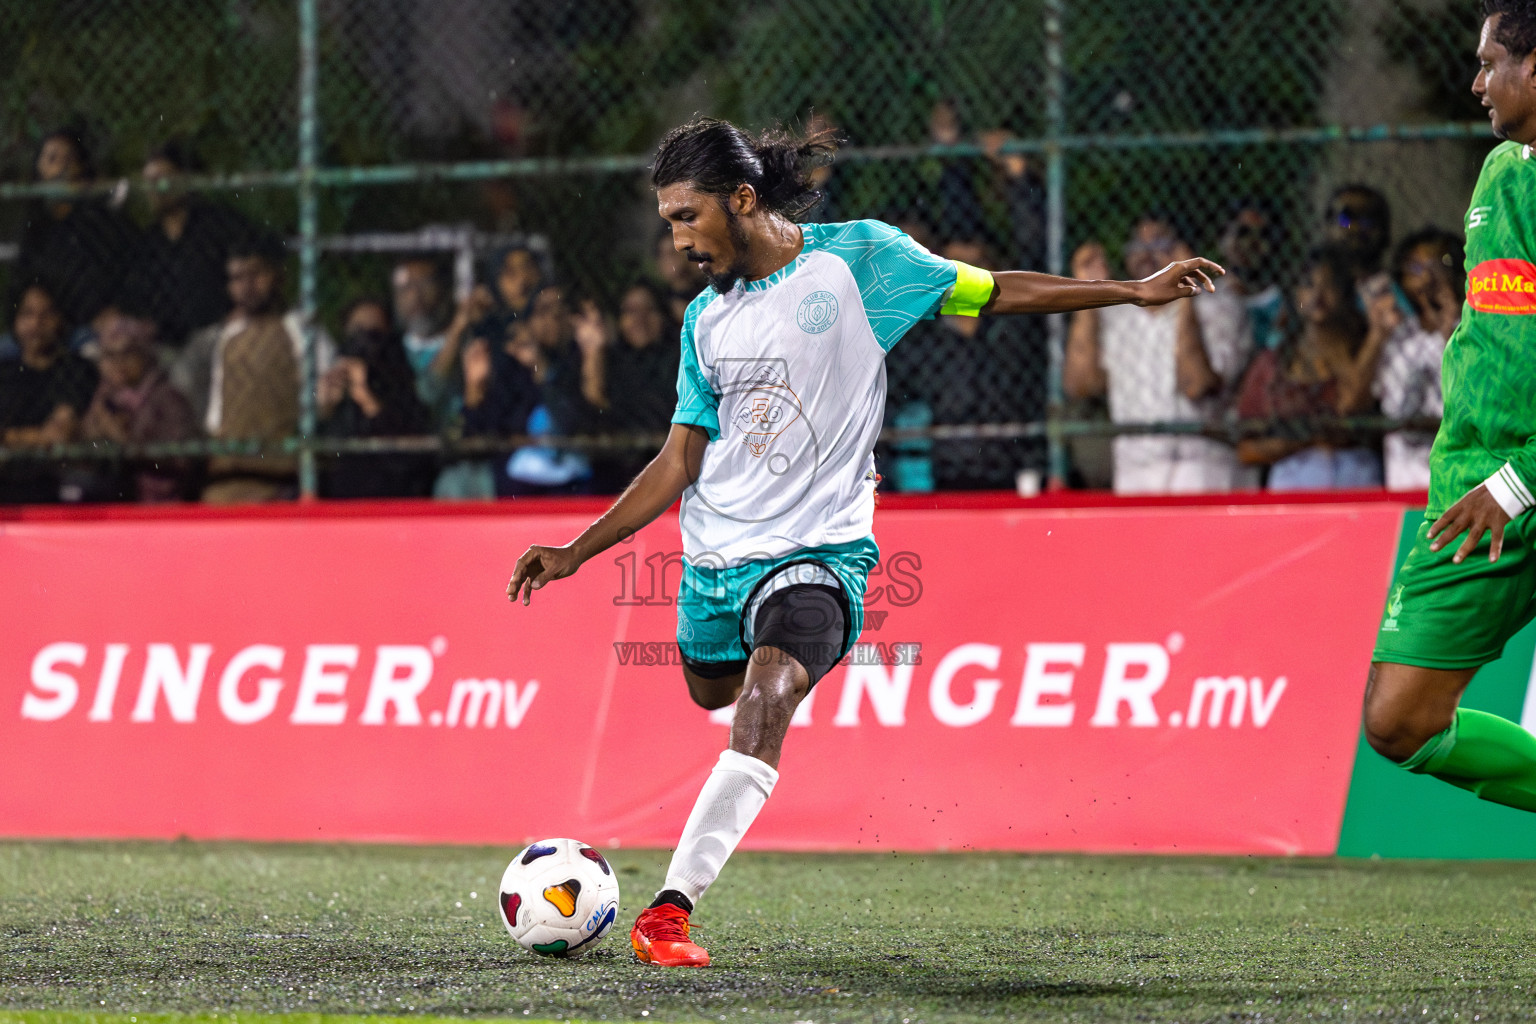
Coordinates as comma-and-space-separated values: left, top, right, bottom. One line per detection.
1364, 0, 1536, 808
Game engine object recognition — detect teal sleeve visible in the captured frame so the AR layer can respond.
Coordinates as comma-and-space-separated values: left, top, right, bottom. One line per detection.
817, 220, 960, 351
671, 304, 720, 441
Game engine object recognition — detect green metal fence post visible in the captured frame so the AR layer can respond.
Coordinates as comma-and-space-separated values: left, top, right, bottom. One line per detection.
1043, 0, 1068, 486
297, 0, 320, 499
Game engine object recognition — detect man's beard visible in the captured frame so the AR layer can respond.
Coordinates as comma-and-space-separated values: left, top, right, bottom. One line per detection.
692, 207, 753, 293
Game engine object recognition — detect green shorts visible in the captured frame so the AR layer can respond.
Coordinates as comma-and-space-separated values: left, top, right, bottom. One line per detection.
1373, 514, 1536, 669
676, 536, 879, 669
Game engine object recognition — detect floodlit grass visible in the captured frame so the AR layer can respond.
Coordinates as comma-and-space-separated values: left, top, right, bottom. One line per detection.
0, 1016, 569, 1024
3, 841, 1536, 1022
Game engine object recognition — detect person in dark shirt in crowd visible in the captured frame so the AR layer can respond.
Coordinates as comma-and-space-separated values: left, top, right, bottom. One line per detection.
528, 283, 605, 434
602, 280, 680, 434
439, 242, 545, 382
927, 98, 988, 244
316, 298, 434, 499
462, 283, 601, 496
15, 129, 135, 332
1322, 184, 1392, 279
77, 305, 200, 502
1217, 200, 1286, 351
431, 245, 547, 499
483, 243, 545, 335
579, 280, 680, 491
129, 141, 256, 348
980, 129, 1047, 273
883, 240, 1046, 492
0, 282, 99, 503
460, 322, 535, 483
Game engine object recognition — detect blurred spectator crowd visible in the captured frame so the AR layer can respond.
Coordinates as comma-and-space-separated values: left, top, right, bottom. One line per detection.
0, 115, 1464, 505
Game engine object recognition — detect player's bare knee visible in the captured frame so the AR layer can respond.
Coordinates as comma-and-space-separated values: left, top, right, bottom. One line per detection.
1362, 662, 1466, 763
687, 685, 735, 711
1361, 690, 1410, 761
1362, 693, 1447, 763
1364, 722, 1420, 763
683, 668, 743, 711
746, 647, 810, 704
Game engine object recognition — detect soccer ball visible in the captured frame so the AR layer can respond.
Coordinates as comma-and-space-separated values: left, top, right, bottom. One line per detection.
496, 838, 620, 957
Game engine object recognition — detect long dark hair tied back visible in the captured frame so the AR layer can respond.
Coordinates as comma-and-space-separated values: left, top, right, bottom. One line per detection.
651, 117, 840, 222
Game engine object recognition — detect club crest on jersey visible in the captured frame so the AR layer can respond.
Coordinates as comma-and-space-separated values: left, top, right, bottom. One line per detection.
730, 366, 802, 457
796, 290, 839, 334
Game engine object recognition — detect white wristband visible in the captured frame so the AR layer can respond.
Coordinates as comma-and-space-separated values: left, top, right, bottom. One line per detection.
1483, 462, 1535, 519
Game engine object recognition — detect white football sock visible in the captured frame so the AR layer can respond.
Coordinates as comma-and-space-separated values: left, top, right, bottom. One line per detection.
660, 748, 779, 906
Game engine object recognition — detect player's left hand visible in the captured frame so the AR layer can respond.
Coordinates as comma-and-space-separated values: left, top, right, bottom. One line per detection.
1133, 257, 1225, 307
1429, 484, 1511, 563
507, 543, 582, 605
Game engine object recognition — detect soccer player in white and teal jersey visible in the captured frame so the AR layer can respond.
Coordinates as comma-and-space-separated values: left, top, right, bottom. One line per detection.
507, 117, 1222, 967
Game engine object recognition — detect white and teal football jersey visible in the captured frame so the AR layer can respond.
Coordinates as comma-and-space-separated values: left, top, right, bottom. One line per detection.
671, 219, 983, 567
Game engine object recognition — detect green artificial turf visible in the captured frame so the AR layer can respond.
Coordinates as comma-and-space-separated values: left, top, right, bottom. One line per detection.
0, 1016, 567, 1024
3, 841, 1536, 1023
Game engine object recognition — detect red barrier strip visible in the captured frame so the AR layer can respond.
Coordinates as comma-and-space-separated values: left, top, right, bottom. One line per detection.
0, 488, 1429, 523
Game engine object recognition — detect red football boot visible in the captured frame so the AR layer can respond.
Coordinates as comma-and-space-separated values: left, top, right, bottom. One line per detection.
631, 903, 710, 967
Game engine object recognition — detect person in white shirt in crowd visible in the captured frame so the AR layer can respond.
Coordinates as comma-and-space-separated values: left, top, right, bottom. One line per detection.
1064, 215, 1256, 495
1369, 227, 1465, 492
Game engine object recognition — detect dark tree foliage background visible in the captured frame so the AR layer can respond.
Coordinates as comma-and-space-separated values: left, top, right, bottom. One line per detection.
0, 0, 1474, 308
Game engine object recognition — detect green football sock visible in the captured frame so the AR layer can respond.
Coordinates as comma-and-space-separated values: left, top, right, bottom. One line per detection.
1401, 708, 1536, 813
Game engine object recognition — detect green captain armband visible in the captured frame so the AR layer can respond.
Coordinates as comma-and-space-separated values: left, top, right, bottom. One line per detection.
939, 260, 995, 317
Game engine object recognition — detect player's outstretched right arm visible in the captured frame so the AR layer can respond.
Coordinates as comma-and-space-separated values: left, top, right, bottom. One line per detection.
981, 257, 1225, 315
507, 423, 709, 605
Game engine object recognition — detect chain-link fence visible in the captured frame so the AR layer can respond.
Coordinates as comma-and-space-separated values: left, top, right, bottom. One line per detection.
0, 0, 1494, 503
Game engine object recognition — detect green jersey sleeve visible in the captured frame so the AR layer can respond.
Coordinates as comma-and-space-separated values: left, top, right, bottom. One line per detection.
1429, 141, 1536, 517
1478, 147, 1536, 514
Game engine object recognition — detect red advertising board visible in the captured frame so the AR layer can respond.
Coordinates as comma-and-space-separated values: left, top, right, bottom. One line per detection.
0, 501, 1402, 854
